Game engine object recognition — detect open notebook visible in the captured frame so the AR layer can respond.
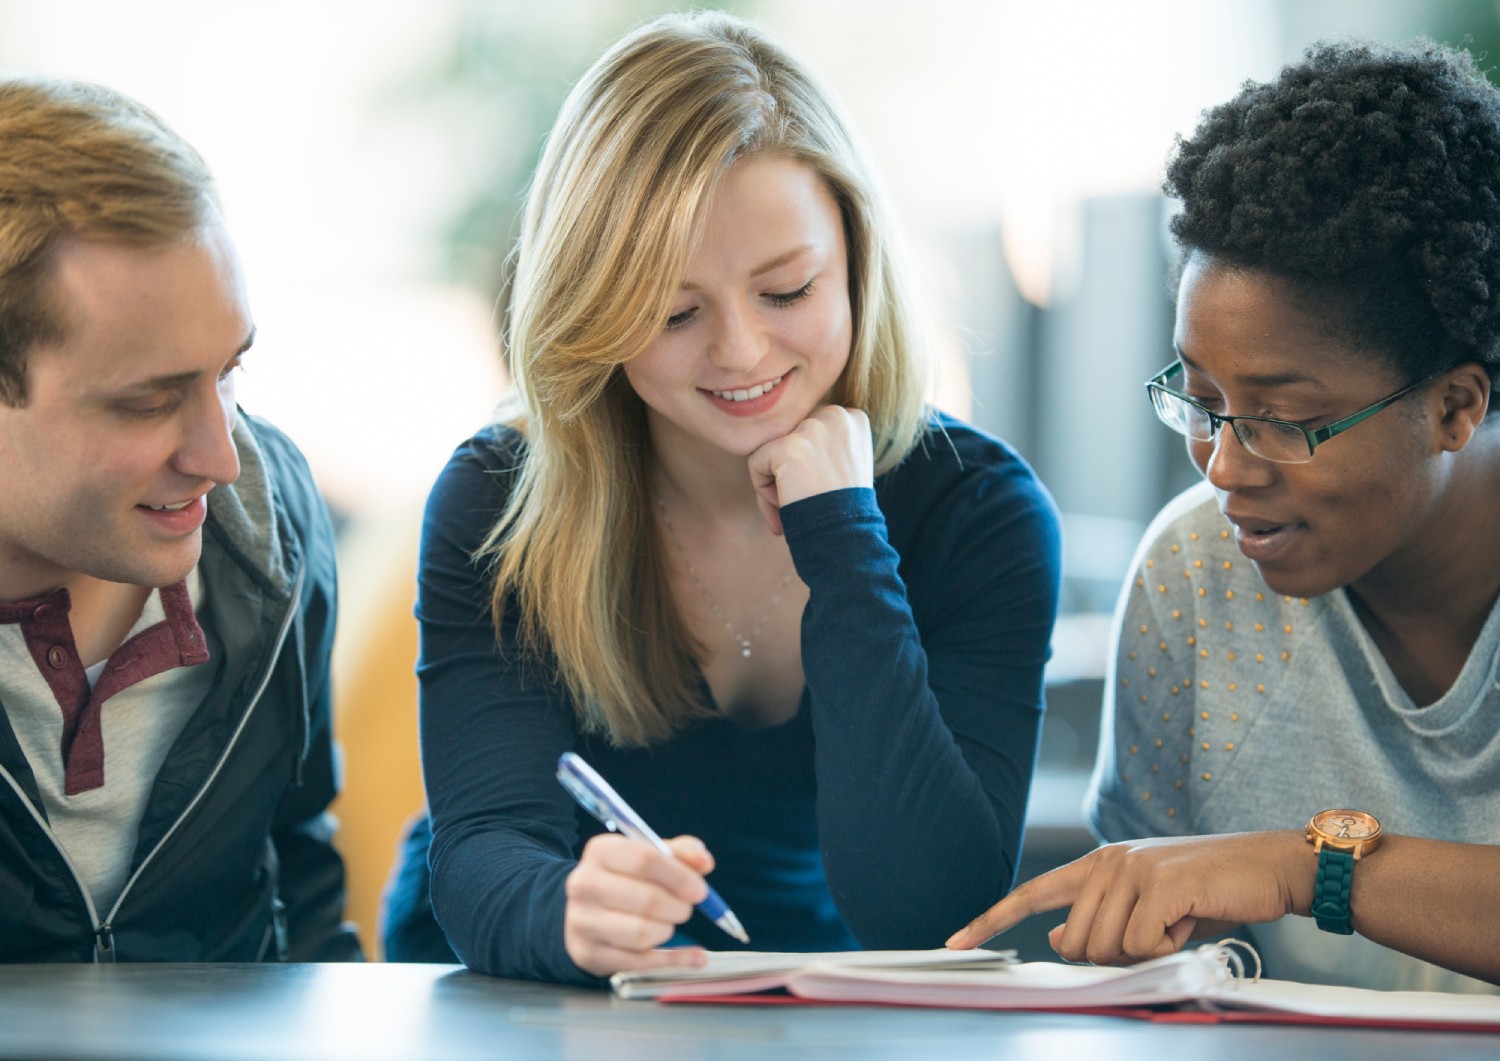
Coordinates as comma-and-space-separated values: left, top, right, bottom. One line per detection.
617, 942, 1500, 1032
609, 948, 1016, 1000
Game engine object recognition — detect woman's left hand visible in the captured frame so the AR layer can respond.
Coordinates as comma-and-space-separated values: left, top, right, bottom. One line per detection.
747, 405, 874, 535
945, 831, 1313, 963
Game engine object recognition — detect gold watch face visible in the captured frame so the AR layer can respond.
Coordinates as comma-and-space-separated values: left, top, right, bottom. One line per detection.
1309, 808, 1383, 847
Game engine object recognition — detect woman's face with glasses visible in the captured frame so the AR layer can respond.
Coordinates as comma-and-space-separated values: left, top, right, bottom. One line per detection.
1171, 253, 1447, 599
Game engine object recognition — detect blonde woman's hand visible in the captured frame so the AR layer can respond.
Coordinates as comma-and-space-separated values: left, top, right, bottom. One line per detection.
747, 405, 874, 535
562, 833, 715, 977
945, 832, 1312, 964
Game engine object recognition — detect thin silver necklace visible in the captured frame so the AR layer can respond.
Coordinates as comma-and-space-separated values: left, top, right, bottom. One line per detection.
656, 496, 794, 659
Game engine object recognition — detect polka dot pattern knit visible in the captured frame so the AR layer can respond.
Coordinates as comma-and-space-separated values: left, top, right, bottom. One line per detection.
1088, 482, 1500, 996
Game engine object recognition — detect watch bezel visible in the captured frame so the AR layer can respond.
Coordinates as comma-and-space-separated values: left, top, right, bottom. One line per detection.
1305, 808, 1383, 860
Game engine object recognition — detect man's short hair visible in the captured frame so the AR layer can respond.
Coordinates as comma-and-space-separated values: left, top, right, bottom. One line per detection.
0, 77, 219, 404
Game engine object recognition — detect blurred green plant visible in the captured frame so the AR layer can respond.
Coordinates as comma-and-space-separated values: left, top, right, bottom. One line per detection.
397, 0, 750, 319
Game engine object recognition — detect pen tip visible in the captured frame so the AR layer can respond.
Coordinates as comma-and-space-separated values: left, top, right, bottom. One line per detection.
719, 912, 749, 944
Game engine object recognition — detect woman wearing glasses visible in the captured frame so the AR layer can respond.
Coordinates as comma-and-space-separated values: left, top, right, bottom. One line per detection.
951, 40, 1500, 991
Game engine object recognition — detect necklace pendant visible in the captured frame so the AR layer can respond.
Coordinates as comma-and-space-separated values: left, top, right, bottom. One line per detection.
658, 495, 792, 667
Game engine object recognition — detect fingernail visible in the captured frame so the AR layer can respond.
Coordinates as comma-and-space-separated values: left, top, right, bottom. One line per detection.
944, 932, 962, 948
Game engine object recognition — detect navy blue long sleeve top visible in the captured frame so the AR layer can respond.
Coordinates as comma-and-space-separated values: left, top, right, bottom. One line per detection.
418, 414, 1061, 984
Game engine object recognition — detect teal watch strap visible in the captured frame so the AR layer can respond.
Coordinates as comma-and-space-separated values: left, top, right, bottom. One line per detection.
1311, 847, 1356, 934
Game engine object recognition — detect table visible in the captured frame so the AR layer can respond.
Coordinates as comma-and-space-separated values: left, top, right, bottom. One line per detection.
0, 963, 1493, 1061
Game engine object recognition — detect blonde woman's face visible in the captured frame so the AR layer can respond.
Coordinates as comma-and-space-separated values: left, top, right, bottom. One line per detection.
624, 155, 853, 461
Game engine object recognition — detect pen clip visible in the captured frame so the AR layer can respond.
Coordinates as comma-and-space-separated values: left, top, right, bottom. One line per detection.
556, 759, 618, 832
555, 752, 748, 943
557, 751, 667, 851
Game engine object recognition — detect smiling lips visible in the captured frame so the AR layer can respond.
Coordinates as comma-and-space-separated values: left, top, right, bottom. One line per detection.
706, 373, 786, 402
137, 495, 208, 534
700, 370, 791, 417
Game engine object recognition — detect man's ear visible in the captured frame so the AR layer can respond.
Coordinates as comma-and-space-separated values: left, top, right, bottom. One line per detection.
1434, 362, 1491, 453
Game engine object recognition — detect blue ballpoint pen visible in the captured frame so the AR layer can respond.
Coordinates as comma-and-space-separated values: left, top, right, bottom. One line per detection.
556, 751, 750, 944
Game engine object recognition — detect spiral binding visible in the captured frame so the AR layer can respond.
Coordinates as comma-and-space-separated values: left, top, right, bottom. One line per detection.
1208, 937, 1263, 985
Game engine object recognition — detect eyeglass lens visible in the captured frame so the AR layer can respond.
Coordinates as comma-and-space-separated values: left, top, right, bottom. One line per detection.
1151, 389, 1311, 463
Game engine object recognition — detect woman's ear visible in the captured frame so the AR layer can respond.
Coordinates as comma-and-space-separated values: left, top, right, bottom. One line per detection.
1434, 362, 1491, 452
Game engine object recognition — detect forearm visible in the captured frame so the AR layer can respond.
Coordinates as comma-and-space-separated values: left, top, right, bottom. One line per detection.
806, 636, 1032, 944
811, 692, 1022, 947
418, 619, 597, 981
1345, 835, 1500, 984
1141, 829, 1500, 984
415, 436, 607, 983
420, 689, 596, 983
428, 824, 596, 984
1223, 830, 1500, 983
785, 488, 1048, 946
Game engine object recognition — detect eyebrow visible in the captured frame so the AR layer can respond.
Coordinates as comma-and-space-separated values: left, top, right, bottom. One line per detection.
109, 328, 257, 396
680, 245, 815, 291
1176, 348, 1328, 391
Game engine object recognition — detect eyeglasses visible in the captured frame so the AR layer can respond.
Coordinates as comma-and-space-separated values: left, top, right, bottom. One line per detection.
1145, 361, 1435, 464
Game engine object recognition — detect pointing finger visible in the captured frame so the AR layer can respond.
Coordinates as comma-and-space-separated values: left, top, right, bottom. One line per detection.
946, 858, 1091, 949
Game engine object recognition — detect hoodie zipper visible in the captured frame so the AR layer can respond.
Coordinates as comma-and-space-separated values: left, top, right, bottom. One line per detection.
0, 567, 305, 963
100, 567, 305, 955
0, 764, 105, 958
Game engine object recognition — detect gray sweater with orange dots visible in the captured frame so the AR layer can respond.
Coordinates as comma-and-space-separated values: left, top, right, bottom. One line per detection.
1089, 481, 1500, 995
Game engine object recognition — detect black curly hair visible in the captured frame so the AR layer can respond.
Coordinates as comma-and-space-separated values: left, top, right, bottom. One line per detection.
1166, 38, 1500, 393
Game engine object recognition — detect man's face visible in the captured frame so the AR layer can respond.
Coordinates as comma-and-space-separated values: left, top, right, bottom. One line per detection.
0, 220, 251, 600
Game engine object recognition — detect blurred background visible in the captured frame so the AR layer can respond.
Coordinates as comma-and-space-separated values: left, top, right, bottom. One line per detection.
4, 0, 1495, 959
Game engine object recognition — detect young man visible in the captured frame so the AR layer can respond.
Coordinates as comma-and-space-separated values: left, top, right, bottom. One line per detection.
0, 77, 360, 961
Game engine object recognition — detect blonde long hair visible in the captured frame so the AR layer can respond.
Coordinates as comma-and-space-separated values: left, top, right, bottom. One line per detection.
486, 11, 932, 745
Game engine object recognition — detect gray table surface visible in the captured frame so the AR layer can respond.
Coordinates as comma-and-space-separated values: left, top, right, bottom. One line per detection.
0, 962, 1494, 1061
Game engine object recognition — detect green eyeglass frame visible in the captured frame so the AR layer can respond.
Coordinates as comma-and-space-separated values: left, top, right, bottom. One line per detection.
1145, 361, 1437, 463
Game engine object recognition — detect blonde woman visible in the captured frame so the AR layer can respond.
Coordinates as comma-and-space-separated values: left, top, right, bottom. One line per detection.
383, 11, 1061, 983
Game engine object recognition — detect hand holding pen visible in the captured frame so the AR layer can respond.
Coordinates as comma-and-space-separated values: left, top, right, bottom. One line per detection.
556, 752, 749, 977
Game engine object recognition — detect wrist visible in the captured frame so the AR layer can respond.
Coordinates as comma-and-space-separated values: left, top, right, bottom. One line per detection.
1282, 828, 1317, 917
1302, 809, 1383, 935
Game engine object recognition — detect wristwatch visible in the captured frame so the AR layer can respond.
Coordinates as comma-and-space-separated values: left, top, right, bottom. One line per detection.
1305, 809, 1382, 935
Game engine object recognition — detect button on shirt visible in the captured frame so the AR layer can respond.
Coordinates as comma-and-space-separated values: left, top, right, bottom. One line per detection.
0, 570, 214, 915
